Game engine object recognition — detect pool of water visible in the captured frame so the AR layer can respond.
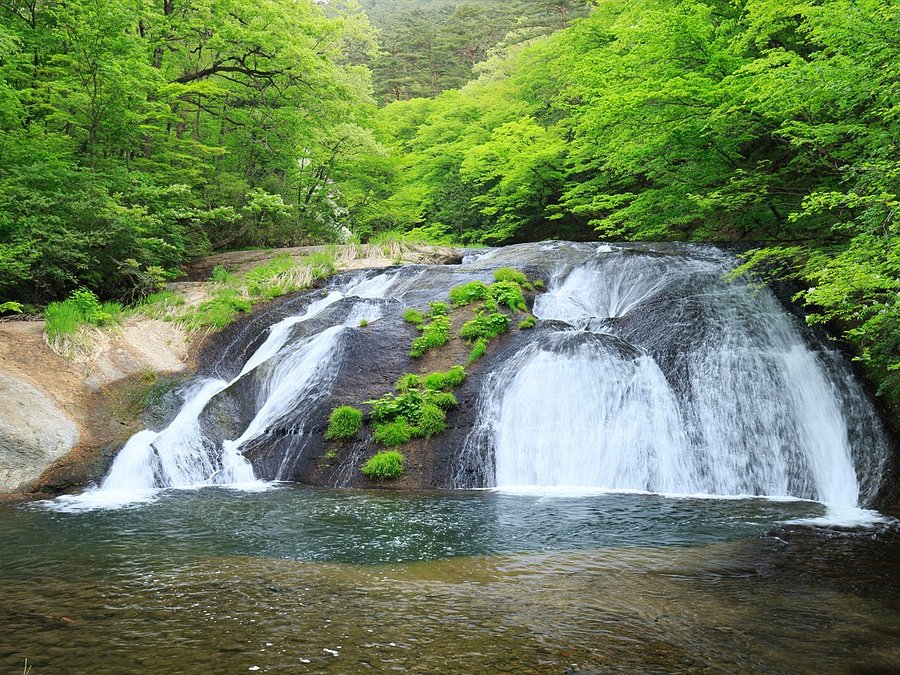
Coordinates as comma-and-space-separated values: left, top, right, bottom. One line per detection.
1, 487, 899, 673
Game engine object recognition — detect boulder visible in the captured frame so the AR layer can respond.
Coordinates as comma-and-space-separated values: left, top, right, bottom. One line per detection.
0, 373, 79, 492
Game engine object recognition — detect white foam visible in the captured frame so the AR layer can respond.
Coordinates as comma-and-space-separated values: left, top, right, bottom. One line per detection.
783, 505, 894, 529
490, 485, 815, 503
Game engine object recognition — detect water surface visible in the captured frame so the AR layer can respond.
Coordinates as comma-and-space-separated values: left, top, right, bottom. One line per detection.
1, 487, 898, 673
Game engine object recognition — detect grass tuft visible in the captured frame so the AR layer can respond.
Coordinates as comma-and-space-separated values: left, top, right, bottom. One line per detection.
403, 308, 425, 325
459, 311, 509, 342
325, 405, 363, 440
361, 450, 405, 479
449, 280, 490, 307
423, 365, 466, 390
467, 338, 488, 364
493, 267, 528, 285
410, 314, 450, 357
417, 403, 446, 437
372, 418, 414, 447
490, 280, 526, 312
44, 300, 83, 340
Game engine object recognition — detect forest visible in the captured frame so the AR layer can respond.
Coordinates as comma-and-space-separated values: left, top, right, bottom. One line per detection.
0, 0, 897, 406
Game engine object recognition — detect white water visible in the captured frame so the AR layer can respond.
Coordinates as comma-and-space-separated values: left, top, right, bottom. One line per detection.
461, 246, 888, 512
49, 244, 890, 521
490, 338, 697, 492
51, 271, 396, 511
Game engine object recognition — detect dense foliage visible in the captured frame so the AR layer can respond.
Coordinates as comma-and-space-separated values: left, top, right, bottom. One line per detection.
0, 0, 385, 304
1, 0, 897, 411
360, 0, 590, 103
374, 0, 899, 409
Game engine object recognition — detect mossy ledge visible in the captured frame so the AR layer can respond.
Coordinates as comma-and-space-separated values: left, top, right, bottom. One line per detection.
313, 266, 544, 485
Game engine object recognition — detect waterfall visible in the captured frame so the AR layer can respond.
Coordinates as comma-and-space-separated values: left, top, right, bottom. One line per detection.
49, 242, 891, 513
459, 245, 889, 507
486, 332, 698, 492
52, 271, 397, 510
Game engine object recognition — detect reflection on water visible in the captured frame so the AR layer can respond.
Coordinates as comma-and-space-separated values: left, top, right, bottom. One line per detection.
1, 487, 898, 673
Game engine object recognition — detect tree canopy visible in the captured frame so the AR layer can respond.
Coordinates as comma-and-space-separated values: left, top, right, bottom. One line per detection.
0, 0, 897, 410
0, 0, 383, 303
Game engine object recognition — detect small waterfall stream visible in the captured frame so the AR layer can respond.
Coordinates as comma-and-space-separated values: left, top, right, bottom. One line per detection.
55, 271, 400, 509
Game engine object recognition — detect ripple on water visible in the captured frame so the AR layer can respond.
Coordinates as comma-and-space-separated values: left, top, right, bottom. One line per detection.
0, 488, 898, 673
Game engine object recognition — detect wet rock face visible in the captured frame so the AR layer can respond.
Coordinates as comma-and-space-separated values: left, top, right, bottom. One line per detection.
0, 374, 79, 492
181, 241, 896, 503
186, 256, 551, 489
243, 312, 416, 483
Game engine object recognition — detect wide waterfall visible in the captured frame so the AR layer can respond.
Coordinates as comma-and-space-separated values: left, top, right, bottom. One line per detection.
52, 241, 891, 512
457, 243, 889, 507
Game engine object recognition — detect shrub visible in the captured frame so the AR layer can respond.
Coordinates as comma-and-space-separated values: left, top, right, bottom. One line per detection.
403, 308, 424, 324
416, 403, 446, 437
428, 301, 449, 316
467, 338, 488, 364
449, 280, 490, 307
368, 389, 425, 423
325, 405, 363, 440
533, 279, 545, 289
367, 383, 458, 432
372, 418, 414, 446
428, 391, 458, 410
71, 288, 110, 325
423, 365, 466, 390
493, 267, 528, 285
359, 319, 369, 327
519, 315, 536, 329
410, 315, 450, 357
395, 373, 421, 391
361, 450, 405, 480
0, 301, 23, 314
490, 281, 526, 312
365, 365, 465, 446
459, 312, 509, 342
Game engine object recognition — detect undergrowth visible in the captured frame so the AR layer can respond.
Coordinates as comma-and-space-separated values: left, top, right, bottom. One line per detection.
138, 249, 340, 331
361, 450, 406, 480
44, 288, 124, 354
364, 364, 465, 450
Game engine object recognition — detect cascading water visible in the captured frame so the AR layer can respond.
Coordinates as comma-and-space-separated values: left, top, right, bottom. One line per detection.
51, 241, 891, 515
54, 271, 399, 509
459, 244, 889, 509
